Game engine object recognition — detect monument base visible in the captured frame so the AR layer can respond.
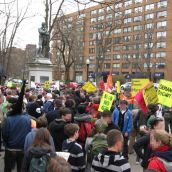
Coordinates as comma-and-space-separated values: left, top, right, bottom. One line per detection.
28, 57, 54, 87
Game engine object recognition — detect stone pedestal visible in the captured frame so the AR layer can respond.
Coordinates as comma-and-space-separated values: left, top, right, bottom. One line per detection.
28, 57, 54, 87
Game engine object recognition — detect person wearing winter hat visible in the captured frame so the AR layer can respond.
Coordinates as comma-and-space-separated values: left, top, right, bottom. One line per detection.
46, 99, 63, 125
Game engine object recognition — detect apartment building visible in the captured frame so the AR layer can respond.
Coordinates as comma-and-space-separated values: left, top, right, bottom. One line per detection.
52, 0, 172, 82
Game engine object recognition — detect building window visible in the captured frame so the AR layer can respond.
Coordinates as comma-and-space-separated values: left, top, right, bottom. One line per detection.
98, 16, 104, 22
123, 45, 132, 51
157, 11, 167, 18
104, 63, 111, 69
134, 25, 142, 31
114, 37, 122, 44
113, 54, 121, 60
98, 8, 104, 14
145, 23, 154, 29
106, 14, 112, 19
133, 53, 141, 59
115, 2, 123, 9
124, 18, 132, 24
89, 64, 95, 69
134, 34, 142, 40
89, 40, 96, 46
156, 52, 166, 58
91, 18, 97, 23
156, 62, 165, 68
89, 48, 95, 54
144, 53, 154, 58
135, 6, 143, 13
133, 44, 142, 50
123, 35, 132, 42
145, 33, 154, 39
157, 42, 166, 49
113, 46, 122, 51
114, 28, 122, 34
91, 10, 97, 15
157, 31, 166, 38
113, 63, 120, 68
134, 16, 142, 22
135, 0, 143, 4
115, 12, 123, 18
124, 0, 132, 7
144, 63, 153, 68
144, 43, 154, 49
89, 56, 95, 60
122, 63, 130, 69
145, 4, 154, 11
125, 9, 132, 15
145, 13, 154, 20
157, 1, 167, 8
123, 54, 131, 59
123, 27, 132, 33
157, 21, 167, 29
105, 55, 112, 60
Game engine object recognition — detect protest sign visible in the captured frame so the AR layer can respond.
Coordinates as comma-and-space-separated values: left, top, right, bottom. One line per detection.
44, 81, 50, 89
82, 81, 97, 93
135, 91, 147, 113
131, 79, 149, 96
143, 82, 158, 105
98, 91, 115, 112
157, 80, 172, 107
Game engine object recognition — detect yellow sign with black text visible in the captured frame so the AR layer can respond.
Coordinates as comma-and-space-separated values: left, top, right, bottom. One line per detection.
157, 80, 172, 107
98, 91, 115, 112
82, 82, 97, 93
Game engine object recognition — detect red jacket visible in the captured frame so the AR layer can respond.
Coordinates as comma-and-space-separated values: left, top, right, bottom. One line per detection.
148, 146, 171, 172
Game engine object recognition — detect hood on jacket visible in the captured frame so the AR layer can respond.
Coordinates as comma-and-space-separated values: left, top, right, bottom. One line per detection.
74, 113, 92, 122
50, 119, 66, 130
96, 150, 124, 168
29, 147, 50, 158
155, 149, 172, 162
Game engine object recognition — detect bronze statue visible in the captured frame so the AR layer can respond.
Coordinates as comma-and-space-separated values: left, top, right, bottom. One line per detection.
38, 22, 49, 56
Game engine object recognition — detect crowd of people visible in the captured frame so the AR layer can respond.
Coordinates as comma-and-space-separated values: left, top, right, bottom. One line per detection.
0, 80, 172, 172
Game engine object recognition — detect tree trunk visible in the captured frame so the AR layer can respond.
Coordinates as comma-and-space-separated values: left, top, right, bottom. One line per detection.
65, 67, 70, 83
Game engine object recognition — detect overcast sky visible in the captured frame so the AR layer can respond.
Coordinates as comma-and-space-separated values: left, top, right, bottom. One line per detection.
0, 0, 98, 49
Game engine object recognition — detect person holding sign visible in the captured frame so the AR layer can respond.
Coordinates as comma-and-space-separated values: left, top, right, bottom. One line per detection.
112, 100, 133, 159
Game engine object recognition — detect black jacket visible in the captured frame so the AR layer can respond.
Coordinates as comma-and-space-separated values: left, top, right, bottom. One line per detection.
133, 134, 152, 168
48, 119, 67, 151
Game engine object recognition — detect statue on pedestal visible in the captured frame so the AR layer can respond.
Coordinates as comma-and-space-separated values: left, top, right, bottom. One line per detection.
37, 22, 49, 57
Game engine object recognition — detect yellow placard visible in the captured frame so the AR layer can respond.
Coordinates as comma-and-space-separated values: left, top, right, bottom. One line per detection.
98, 91, 115, 112
131, 79, 149, 96
143, 82, 158, 106
117, 81, 121, 94
44, 81, 50, 89
157, 80, 172, 107
82, 81, 97, 93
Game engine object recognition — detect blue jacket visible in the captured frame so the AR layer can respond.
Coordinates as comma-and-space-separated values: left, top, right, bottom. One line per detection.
2, 114, 31, 150
112, 107, 133, 134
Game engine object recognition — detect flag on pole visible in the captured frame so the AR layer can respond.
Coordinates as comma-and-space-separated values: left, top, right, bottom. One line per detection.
105, 71, 113, 93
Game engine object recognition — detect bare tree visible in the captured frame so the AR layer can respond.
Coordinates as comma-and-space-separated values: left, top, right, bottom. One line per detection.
0, 0, 31, 76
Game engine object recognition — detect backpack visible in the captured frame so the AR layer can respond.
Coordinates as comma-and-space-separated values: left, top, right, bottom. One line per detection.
87, 135, 107, 163
78, 122, 92, 145
29, 152, 55, 172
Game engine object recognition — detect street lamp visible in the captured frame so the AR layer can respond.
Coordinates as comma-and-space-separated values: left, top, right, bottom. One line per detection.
86, 59, 90, 81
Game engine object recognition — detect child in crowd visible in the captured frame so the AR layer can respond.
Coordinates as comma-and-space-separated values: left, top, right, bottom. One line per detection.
62, 123, 86, 172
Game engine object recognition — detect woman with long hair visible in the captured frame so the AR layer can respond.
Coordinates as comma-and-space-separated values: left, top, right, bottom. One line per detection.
22, 128, 55, 172
147, 130, 172, 172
